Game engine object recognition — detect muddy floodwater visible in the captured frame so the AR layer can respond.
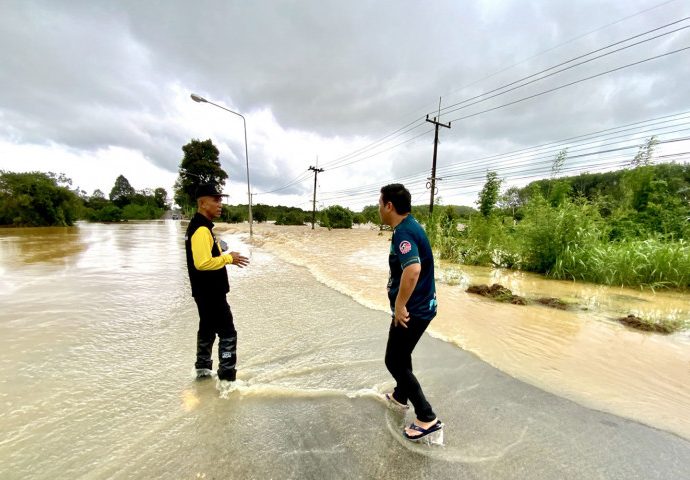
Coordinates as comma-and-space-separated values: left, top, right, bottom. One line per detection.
233, 222, 690, 440
1, 221, 689, 479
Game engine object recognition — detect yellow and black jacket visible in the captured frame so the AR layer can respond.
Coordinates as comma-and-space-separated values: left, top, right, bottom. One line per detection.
184, 213, 233, 298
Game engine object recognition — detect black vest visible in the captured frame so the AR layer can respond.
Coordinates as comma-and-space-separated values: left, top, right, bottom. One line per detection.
185, 213, 229, 298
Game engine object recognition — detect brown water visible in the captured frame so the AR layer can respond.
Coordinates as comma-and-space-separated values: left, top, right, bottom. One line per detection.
225, 222, 690, 440
1, 221, 689, 479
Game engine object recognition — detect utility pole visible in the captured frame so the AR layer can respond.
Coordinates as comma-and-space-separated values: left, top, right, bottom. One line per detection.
425, 97, 451, 214
309, 165, 324, 229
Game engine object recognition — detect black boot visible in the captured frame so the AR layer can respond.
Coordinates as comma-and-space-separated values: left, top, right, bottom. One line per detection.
217, 335, 237, 381
195, 332, 215, 372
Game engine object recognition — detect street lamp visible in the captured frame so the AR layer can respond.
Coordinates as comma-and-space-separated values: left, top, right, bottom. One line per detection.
190, 93, 253, 237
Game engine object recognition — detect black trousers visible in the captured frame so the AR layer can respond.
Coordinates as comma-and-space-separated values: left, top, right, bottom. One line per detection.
384, 316, 436, 422
194, 295, 237, 381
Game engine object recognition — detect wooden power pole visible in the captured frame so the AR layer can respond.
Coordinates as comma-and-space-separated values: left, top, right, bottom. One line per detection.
425, 98, 451, 214
309, 165, 324, 229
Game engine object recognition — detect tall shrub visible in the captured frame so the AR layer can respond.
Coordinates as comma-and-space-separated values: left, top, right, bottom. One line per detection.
320, 205, 353, 229
517, 195, 604, 274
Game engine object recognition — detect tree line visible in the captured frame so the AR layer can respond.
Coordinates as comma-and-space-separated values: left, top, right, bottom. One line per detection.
0, 171, 169, 226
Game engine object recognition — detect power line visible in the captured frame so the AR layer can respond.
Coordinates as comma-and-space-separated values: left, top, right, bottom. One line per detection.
442, 140, 690, 188
438, 0, 681, 101
318, 117, 427, 169
420, 138, 690, 192
438, 125, 690, 179
316, 113, 690, 198
297, 40, 690, 177
253, 169, 312, 195
435, 19, 690, 118
319, 148, 690, 209
315, 139, 688, 205
317, 11, 688, 173
328, 129, 434, 171
447, 46, 690, 124
314, 134, 690, 207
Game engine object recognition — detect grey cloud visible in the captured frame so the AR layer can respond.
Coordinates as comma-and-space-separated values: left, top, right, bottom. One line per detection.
1, 0, 689, 201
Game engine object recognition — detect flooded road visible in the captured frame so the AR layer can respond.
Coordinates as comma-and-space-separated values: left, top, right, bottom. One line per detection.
1, 221, 689, 479
234, 222, 690, 440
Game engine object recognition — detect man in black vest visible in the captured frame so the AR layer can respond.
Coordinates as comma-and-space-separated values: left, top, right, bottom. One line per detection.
185, 183, 249, 381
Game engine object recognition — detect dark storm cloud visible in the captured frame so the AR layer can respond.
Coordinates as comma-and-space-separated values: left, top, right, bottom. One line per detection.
1, 0, 688, 197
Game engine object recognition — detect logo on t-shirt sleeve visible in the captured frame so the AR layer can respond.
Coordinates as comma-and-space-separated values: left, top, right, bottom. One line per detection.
399, 240, 412, 254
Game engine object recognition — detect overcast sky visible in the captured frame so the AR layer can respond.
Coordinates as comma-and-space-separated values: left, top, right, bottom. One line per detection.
1, 0, 689, 210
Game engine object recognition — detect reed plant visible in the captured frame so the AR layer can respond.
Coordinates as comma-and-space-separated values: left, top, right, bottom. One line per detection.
430, 213, 521, 267
516, 196, 605, 274
552, 237, 690, 288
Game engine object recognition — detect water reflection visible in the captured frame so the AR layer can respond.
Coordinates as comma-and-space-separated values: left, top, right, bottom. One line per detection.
0, 226, 85, 265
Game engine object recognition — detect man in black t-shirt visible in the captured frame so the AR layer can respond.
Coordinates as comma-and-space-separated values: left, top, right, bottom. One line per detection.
379, 183, 443, 441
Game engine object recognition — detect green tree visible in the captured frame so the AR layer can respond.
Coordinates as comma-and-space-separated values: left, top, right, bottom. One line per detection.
631, 136, 658, 167
320, 205, 353, 229
89, 204, 123, 222
455, 205, 478, 219
109, 175, 135, 208
252, 204, 269, 223
275, 211, 305, 225
547, 149, 571, 206
86, 189, 110, 210
477, 171, 502, 217
352, 213, 366, 224
360, 205, 382, 226
221, 205, 246, 223
0, 171, 80, 226
499, 186, 522, 219
153, 188, 168, 209
174, 139, 228, 213
122, 203, 161, 220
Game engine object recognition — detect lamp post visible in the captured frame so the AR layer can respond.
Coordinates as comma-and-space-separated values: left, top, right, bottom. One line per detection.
191, 93, 253, 237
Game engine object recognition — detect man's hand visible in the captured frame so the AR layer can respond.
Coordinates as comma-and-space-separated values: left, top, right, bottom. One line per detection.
229, 251, 250, 268
394, 302, 409, 328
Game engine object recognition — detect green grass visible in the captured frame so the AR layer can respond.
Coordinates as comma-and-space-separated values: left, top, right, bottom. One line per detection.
551, 238, 690, 289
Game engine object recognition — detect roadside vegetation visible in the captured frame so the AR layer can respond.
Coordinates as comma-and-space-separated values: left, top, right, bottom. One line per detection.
419, 147, 689, 291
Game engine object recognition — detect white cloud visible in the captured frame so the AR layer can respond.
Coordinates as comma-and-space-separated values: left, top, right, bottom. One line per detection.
0, 141, 177, 197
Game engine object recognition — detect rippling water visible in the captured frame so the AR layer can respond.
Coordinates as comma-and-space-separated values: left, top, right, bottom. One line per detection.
1, 221, 689, 479
234, 222, 690, 440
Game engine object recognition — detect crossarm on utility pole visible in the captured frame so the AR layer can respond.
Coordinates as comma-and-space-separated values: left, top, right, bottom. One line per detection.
425, 114, 451, 214
309, 166, 324, 229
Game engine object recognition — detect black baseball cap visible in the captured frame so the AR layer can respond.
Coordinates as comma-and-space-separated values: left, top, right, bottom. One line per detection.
195, 183, 228, 199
